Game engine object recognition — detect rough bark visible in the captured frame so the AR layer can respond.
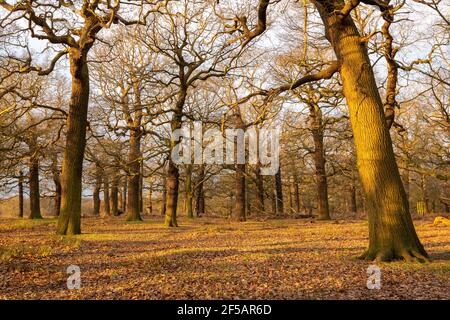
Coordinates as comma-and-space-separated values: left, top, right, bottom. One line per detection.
164, 159, 179, 227
57, 49, 89, 234
164, 92, 185, 227
126, 81, 143, 221
313, 0, 428, 261
309, 102, 331, 220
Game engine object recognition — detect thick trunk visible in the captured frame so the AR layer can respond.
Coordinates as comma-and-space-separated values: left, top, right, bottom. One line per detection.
18, 171, 24, 218
185, 165, 193, 219
232, 108, 246, 221
28, 140, 42, 219
275, 167, 284, 216
234, 163, 246, 221
164, 159, 179, 227
313, 0, 428, 261
126, 130, 142, 221
165, 93, 185, 227
309, 103, 330, 220
57, 49, 89, 234
111, 175, 119, 216
103, 176, 110, 216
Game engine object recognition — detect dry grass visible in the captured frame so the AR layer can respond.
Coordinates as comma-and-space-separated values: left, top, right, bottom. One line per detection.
0, 216, 448, 300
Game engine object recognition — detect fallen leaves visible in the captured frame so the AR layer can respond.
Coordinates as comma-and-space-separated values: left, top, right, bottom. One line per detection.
0, 216, 448, 300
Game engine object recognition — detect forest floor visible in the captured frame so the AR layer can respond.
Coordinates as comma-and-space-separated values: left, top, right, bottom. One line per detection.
0, 216, 449, 300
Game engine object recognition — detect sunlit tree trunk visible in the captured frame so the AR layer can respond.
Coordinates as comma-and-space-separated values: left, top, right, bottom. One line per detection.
57, 49, 89, 234
126, 130, 143, 221
313, 0, 428, 261
165, 93, 185, 227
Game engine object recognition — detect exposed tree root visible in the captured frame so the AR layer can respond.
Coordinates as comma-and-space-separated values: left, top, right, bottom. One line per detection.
358, 248, 430, 263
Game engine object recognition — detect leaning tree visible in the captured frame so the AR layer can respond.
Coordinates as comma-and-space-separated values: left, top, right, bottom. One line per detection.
219, 0, 429, 262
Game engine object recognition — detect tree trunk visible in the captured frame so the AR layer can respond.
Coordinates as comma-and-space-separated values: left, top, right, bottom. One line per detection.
185, 164, 193, 219
57, 49, 89, 234
309, 102, 331, 220
51, 154, 62, 217
232, 108, 246, 221
93, 170, 101, 216
195, 165, 205, 216
103, 176, 110, 216
293, 173, 300, 213
147, 182, 153, 214
234, 163, 246, 221
164, 93, 185, 227
28, 141, 42, 219
140, 159, 144, 215
18, 171, 24, 218
275, 167, 284, 216
122, 177, 127, 213
111, 174, 119, 216
313, 0, 428, 261
126, 130, 143, 221
161, 174, 167, 217
165, 159, 179, 227
349, 182, 357, 215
